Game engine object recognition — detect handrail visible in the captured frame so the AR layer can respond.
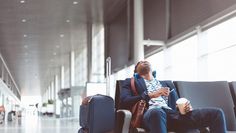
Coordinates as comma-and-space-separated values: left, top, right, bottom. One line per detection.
0, 53, 21, 100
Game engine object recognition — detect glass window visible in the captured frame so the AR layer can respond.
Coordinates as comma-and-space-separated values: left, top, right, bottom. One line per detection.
169, 36, 198, 81
204, 16, 236, 81
112, 15, 236, 89
207, 16, 236, 53
207, 46, 236, 81
146, 35, 197, 81
146, 51, 164, 79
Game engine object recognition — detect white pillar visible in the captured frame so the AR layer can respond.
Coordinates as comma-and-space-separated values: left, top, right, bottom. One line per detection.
43, 92, 46, 103
47, 88, 49, 102
51, 81, 54, 100
44, 90, 47, 103
54, 75, 58, 98
70, 51, 75, 87
48, 86, 51, 100
54, 75, 60, 116
61, 66, 64, 89
134, 0, 144, 63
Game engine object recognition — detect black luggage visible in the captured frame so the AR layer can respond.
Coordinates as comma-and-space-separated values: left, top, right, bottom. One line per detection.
79, 94, 115, 133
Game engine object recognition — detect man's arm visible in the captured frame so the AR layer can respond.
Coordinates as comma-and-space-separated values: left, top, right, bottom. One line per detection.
120, 78, 149, 109
148, 87, 170, 98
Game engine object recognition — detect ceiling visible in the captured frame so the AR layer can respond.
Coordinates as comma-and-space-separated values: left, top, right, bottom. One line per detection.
0, 0, 126, 96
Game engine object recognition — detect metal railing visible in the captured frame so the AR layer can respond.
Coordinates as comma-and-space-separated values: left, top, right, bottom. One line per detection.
0, 54, 21, 100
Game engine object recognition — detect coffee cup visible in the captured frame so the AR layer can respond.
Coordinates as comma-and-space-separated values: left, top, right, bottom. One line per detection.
176, 98, 188, 115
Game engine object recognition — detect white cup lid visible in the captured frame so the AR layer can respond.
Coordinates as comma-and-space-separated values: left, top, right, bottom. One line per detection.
176, 98, 188, 104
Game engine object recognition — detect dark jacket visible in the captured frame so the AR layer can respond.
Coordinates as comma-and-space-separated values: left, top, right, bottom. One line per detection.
120, 77, 179, 111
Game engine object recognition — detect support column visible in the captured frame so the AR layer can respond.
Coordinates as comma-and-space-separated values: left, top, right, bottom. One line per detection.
47, 88, 49, 102
70, 51, 75, 117
51, 81, 54, 101
45, 90, 47, 103
46, 87, 48, 101
60, 66, 65, 117
87, 23, 92, 82
48, 86, 51, 100
70, 51, 75, 87
42, 93, 44, 103
54, 75, 59, 117
43, 92, 46, 103
54, 75, 58, 99
61, 66, 64, 89
134, 0, 144, 63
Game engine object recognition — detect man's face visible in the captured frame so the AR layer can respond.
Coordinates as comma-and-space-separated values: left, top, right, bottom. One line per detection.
136, 61, 153, 80
137, 61, 151, 75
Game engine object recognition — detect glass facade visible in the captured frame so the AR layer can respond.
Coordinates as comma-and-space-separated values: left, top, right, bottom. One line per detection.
137, 16, 236, 82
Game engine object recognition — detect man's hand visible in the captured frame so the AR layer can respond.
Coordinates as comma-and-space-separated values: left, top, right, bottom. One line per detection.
148, 87, 170, 98
160, 87, 170, 97
184, 101, 193, 113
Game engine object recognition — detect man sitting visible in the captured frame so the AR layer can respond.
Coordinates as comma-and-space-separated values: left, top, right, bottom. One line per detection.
120, 60, 227, 133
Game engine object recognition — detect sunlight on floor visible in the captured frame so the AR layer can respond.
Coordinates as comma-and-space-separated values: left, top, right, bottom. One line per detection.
0, 112, 79, 133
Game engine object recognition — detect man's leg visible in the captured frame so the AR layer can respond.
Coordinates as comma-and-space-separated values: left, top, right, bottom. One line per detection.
167, 107, 227, 133
143, 108, 167, 133
194, 108, 226, 133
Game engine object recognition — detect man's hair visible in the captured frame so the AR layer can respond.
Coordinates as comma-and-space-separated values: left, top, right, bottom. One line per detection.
134, 61, 151, 76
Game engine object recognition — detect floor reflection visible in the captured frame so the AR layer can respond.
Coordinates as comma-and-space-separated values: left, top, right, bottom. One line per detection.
0, 114, 79, 133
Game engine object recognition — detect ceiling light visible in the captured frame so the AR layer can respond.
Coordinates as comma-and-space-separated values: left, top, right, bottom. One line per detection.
20, 0, 25, 3
73, 1, 78, 4
22, 19, 26, 22
23, 34, 27, 37
66, 20, 70, 23
60, 34, 64, 38
56, 45, 60, 48
53, 52, 57, 55
24, 45, 28, 48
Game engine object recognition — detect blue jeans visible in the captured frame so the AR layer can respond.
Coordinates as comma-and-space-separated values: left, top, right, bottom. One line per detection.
143, 107, 227, 133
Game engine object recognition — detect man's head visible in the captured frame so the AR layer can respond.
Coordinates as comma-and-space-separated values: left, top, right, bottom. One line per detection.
134, 60, 152, 76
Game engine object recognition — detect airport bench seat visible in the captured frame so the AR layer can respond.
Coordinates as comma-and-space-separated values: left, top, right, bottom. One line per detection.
115, 80, 201, 133
174, 81, 236, 132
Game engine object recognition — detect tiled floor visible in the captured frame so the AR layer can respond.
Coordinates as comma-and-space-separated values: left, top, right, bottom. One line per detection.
0, 114, 80, 133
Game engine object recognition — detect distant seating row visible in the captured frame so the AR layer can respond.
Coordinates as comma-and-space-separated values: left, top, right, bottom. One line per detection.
115, 80, 236, 133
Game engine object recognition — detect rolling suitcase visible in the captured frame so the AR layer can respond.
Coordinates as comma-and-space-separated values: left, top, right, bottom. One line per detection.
79, 94, 115, 133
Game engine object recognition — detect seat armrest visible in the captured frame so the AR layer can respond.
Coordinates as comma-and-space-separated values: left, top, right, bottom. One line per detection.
117, 109, 132, 133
